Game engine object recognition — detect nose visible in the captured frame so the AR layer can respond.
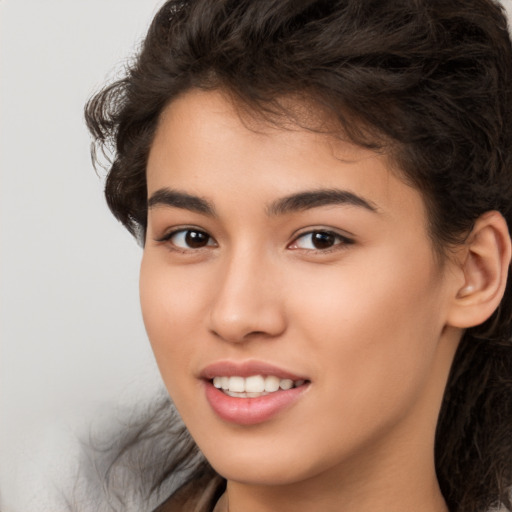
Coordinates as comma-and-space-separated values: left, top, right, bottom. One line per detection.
208, 251, 287, 343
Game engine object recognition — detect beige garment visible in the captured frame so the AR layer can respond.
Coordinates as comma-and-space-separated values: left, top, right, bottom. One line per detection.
153, 473, 227, 512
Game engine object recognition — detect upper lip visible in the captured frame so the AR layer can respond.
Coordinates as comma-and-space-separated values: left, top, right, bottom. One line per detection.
199, 360, 309, 381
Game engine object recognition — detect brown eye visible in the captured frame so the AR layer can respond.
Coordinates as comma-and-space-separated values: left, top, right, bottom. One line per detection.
290, 230, 354, 251
311, 231, 337, 249
168, 229, 215, 249
184, 230, 210, 248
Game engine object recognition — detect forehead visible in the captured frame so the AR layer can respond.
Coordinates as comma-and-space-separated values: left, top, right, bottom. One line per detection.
147, 89, 427, 228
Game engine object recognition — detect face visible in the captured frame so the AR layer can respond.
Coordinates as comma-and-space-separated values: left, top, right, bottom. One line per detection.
140, 89, 461, 487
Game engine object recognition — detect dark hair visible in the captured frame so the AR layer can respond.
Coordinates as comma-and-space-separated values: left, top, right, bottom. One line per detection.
85, 1, 512, 511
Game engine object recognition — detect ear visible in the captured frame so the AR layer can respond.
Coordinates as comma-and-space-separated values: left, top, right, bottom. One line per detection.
447, 211, 511, 329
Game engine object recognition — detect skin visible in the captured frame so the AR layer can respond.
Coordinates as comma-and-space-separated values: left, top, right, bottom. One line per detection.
140, 89, 468, 512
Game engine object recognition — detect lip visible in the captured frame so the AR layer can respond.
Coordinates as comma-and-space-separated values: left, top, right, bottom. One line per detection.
199, 360, 308, 381
200, 360, 310, 425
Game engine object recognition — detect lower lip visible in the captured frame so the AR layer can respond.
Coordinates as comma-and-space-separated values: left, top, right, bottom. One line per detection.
204, 381, 309, 425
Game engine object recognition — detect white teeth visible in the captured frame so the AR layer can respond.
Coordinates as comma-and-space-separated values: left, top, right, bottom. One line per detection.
212, 374, 306, 395
245, 375, 265, 393
264, 375, 280, 392
229, 376, 245, 392
245, 392, 263, 398
280, 379, 293, 390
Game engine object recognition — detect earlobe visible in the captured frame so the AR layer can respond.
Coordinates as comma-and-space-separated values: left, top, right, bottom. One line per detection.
448, 211, 511, 329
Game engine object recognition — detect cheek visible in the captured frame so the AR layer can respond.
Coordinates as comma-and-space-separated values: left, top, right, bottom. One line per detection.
290, 245, 446, 417
139, 254, 207, 382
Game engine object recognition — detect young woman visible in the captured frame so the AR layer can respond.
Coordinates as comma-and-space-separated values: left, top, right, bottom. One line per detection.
84, 0, 512, 511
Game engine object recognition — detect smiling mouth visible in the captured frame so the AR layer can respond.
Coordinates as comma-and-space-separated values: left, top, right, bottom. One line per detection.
211, 374, 307, 398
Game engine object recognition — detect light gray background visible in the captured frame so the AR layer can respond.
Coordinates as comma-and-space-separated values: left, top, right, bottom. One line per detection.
1, 1, 166, 510
1, 1, 511, 511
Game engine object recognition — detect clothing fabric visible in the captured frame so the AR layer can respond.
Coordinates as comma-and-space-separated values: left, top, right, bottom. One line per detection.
153, 473, 227, 512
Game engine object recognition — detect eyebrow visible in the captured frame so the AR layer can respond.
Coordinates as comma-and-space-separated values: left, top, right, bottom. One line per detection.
147, 187, 378, 217
148, 188, 217, 216
267, 189, 379, 216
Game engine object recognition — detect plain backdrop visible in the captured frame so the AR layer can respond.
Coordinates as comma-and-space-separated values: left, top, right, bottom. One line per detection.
0, 1, 166, 510
1, 1, 512, 511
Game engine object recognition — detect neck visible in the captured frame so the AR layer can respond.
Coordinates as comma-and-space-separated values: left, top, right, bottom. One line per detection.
225, 444, 449, 512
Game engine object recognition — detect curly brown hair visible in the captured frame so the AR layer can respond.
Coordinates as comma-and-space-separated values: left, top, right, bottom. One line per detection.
85, 1, 512, 511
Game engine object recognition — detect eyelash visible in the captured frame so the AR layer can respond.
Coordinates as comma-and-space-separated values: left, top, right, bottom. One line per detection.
155, 228, 354, 253
156, 227, 217, 252
289, 230, 355, 253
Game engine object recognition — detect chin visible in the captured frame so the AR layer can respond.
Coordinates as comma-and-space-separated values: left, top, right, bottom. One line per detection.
198, 437, 338, 488
211, 457, 311, 487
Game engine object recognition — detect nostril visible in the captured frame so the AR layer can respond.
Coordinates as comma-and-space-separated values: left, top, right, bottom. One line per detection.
209, 327, 275, 344
208, 280, 287, 342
